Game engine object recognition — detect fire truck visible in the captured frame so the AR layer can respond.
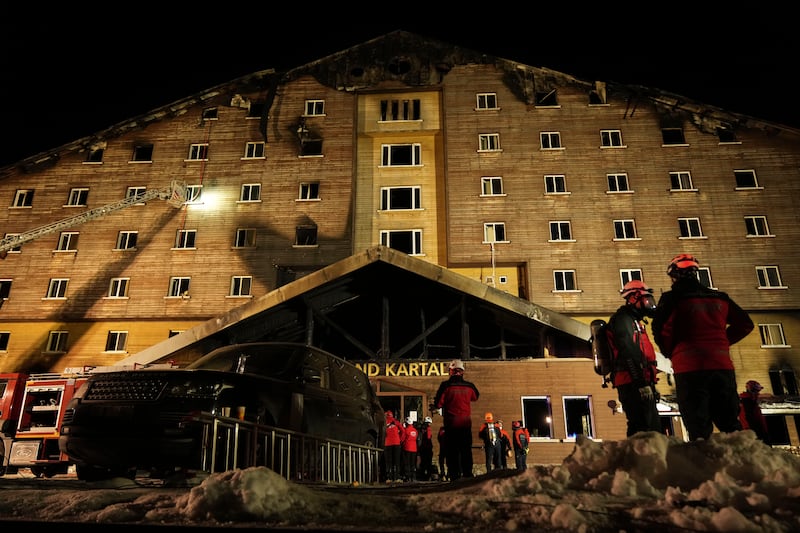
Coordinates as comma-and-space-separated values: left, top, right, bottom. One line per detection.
1, 365, 177, 477
0, 371, 90, 477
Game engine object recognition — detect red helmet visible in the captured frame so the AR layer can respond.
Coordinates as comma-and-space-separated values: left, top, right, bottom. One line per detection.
746, 380, 763, 393
667, 254, 699, 277
620, 280, 653, 300
512, 420, 521, 429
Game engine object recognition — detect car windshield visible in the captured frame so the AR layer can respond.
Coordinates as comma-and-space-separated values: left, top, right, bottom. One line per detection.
187, 343, 305, 378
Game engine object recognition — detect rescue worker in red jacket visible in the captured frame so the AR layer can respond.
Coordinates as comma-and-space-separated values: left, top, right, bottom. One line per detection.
739, 380, 771, 444
433, 359, 479, 481
652, 254, 754, 441
511, 420, 530, 471
477, 412, 502, 473
606, 280, 661, 436
383, 410, 405, 482
401, 417, 419, 481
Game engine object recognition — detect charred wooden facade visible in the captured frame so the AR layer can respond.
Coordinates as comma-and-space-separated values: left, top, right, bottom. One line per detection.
1, 31, 798, 457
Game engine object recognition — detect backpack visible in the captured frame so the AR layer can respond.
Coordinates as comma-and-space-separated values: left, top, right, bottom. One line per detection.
518, 429, 528, 448
590, 319, 613, 386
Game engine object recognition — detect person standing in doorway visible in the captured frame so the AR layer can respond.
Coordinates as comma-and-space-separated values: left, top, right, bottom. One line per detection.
401, 417, 419, 482
433, 359, 479, 481
606, 280, 662, 436
383, 410, 404, 482
417, 416, 434, 481
652, 254, 754, 441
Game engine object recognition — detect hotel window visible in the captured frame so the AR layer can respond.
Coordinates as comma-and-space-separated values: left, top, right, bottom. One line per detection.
613, 219, 638, 240
380, 229, 422, 255
549, 221, 573, 241
107, 278, 129, 298
174, 229, 197, 249
115, 231, 138, 250
697, 267, 715, 289
734, 170, 759, 189
185, 185, 203, 203
483, 222, 507, 243
544, 175, 567, 194
12, 189, 34, 207
481, 177, 504, 196
45, 279, 69, 299
295, 225, 318, 246
0, 279, 11, 301
540, 132, 562, 149
381, 144, 422, 166
717, 128, 738, 143
299, 182, 320, 201
304, 100, 325, 116
187, 143, 209, 161
84, 148, 104, 163
478, 133, 501, 151
756, 266, 785, 289
56, 232, 79, 251
607, 173, 630, 193
105, 331, 128, 352
131, 144, 153, 162
126, 186, 147, 204
553, 270, 577, 292
381, 186, 421, 210
66, 188, 89, 206
234, 228, 256, 248
745, 216, 772, 237
600, 130, 623, 147
760, 324, 788, 347
563, 396, 594, 439
678, 217, 704, 239
243, 142, 265, 159
2, 234, 21, 254
669, 171, 695, 191
168, 277, 191, 297
45, 331, 69, 353
476, 93, 498, 110
240, 183, 261, 202
536, 90, 558, 106
247, 101, 265, 118
0, 332, 9, 351
620, 269, 642, 287
521, 396, 553, 439
661, 127, 686, 145
201, 107, 218, 120
379, 99, 420, 121
230, 276, 253, 297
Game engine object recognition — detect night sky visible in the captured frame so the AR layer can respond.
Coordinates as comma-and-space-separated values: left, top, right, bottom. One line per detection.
2, 9, 795, 167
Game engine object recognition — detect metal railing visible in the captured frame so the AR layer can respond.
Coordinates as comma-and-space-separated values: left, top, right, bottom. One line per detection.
195, 413, 382, 485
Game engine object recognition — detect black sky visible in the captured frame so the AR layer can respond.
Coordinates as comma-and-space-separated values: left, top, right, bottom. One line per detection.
1, 9, 796, 168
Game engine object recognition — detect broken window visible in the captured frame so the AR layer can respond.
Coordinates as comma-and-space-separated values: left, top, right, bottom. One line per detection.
662, 127, 686, 145
536, 90, 558, 106
131, 144, 153, 162
295, 225, 318, 246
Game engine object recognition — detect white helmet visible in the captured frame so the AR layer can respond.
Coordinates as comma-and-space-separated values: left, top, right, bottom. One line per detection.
406, 416, 414, 425
424, 416, 432, 424
449, 359, 465, 371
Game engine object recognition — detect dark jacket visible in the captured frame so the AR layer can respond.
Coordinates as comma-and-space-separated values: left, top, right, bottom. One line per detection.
606, 304, 658, 388
652, 276, 753, 374
434, 375, 479, 429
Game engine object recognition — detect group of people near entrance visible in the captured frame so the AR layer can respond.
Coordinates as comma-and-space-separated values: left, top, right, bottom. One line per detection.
384, 253, 768, 483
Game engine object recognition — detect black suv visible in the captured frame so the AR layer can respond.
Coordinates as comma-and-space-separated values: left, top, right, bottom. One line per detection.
59, 342, 382, 478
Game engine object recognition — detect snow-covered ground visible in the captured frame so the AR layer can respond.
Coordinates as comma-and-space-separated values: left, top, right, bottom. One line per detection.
1, 430, 799, 532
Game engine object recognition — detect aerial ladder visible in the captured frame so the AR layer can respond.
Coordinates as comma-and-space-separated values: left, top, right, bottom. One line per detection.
0, 180, 187, 258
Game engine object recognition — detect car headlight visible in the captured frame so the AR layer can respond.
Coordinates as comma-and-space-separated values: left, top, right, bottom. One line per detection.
165, 381, 227, 398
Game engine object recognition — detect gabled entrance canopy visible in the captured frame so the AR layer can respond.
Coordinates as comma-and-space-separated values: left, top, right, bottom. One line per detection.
119, 246, 592, 367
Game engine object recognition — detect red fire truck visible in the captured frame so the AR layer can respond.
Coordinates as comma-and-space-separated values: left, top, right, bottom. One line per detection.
0, 372, 90, 477
1, 364, 175, 478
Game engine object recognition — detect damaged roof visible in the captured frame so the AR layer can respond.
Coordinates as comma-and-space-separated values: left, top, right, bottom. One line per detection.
116, 246, 593, 367
4, 30, 798, 176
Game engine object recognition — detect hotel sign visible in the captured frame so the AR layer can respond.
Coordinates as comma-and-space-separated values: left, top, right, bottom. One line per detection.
355, 361, 451, 377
